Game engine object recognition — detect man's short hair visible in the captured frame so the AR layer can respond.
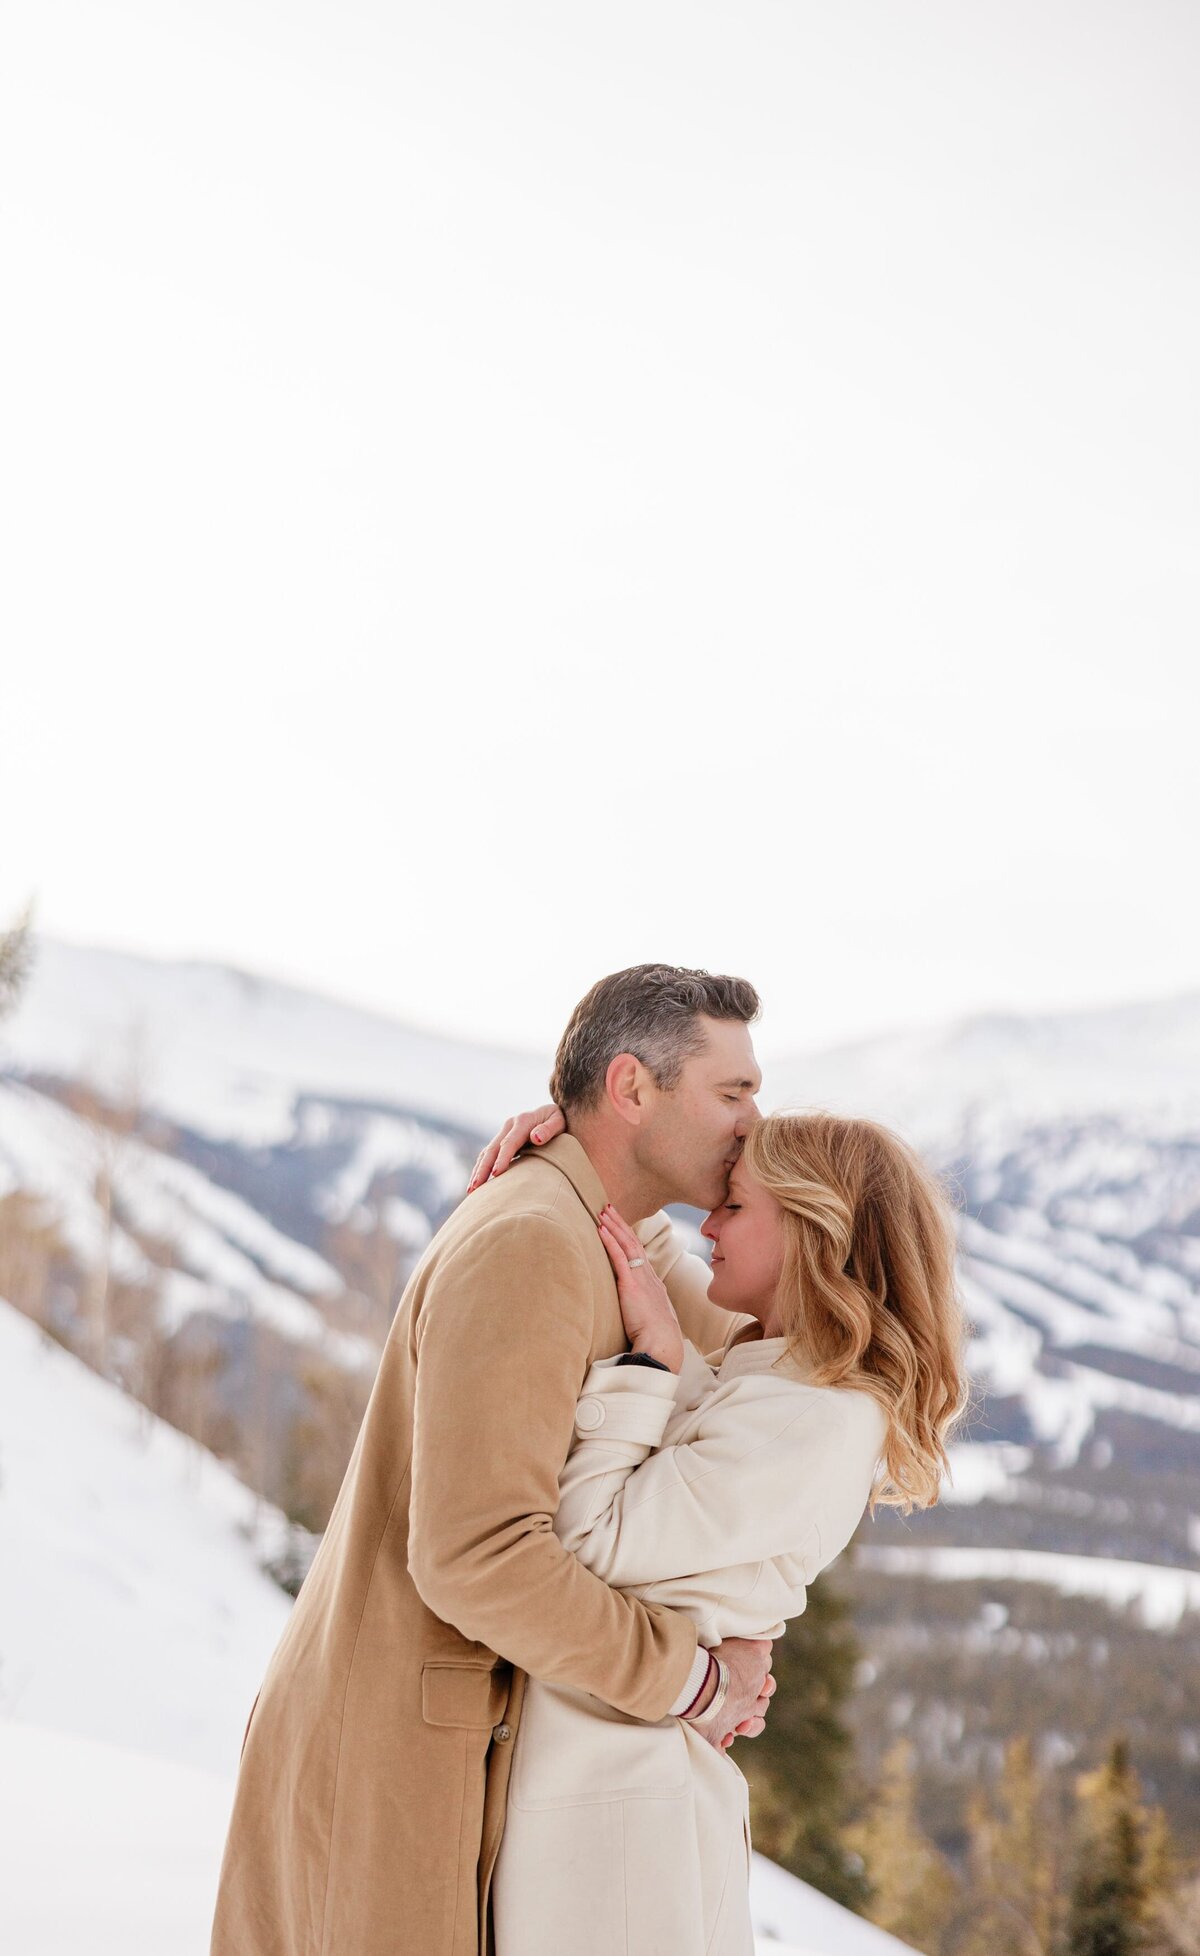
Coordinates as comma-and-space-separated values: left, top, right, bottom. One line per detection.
549, 964, 761, 1112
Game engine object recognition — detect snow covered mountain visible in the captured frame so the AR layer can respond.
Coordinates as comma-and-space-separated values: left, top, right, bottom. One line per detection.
3, 938, 1197, 1550
3, 937, 549, 1143
4, 937, 1199, 1872
9, 936, 1200, 1146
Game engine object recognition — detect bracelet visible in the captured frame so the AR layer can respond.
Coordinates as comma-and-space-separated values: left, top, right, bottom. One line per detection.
702, 1656, 731, 1729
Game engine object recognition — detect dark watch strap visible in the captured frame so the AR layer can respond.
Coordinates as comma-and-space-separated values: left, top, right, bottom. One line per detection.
615, 1352, 671, 1372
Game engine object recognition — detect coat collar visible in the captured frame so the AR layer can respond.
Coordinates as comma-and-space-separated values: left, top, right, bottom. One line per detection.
516, 1132, 611, 1222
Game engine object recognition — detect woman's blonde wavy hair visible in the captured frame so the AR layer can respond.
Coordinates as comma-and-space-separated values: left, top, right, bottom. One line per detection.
741, 1110, 970, 1513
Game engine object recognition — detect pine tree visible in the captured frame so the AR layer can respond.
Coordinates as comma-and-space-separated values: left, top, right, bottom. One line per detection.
847, 1737, 960, 1949
741, 1571, 869, 1909
1139, 1806, 1194, 1956
0, 906, 34, 1022
1067, 1738, 1150, 1956
956, 1739, 1060, 1956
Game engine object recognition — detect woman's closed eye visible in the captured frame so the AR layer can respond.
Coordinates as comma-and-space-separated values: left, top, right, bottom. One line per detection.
725, 1203, 742, 1213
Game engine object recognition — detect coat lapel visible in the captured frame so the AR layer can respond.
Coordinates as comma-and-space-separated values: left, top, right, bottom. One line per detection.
515, 1133, 610, 1221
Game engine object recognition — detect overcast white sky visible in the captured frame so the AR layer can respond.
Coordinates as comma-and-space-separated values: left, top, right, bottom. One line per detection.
2, 0, 1197, 1058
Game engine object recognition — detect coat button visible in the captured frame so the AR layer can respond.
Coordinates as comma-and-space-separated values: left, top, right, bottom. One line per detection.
575, 1398, 605, 1431
492, 1724, 513, 1744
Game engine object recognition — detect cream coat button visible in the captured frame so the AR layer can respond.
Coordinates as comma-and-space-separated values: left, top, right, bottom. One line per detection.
492, 1724, 512, 1743
575, 1398, 605, 1432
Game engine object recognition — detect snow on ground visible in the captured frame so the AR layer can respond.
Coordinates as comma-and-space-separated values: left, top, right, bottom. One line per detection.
0, 1721, 234, 1956
0, 1723, 924, 1956
856, 1544, 1200, 1629
2, 1293, 924, 1955
0, 1300, 290, 1774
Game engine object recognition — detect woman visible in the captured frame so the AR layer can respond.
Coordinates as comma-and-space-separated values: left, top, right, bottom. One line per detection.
474, 1106, 969, 1956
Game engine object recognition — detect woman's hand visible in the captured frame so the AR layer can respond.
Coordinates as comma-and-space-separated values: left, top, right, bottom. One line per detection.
597, 1204, 685, 1375
467, 1104, 566, 1192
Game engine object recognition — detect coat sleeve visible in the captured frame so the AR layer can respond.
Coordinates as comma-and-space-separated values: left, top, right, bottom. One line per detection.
553, 1370, 857, 1589
635, 1210, 755, 1359
406, 1210, 698, 1722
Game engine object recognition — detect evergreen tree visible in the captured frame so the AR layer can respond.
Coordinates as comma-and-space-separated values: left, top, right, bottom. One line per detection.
956, 1739, 1061, 1956
847, 1737, 960, 1950
0, 905, 34, 1022
742, 1571, 868, 1909
1067, 1738, 1150, 1956
1139, 1807, 1194, 1956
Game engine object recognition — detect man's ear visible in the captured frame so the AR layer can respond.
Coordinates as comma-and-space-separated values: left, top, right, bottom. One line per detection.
604, 1052, 649, 1127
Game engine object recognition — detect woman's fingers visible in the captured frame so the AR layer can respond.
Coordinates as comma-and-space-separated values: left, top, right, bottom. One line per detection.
466, 1134, 505, 1192
466, 1119, 514, 1192
600, 1204, 644, 1257
493, 1118, 533, 1177
467, 1105, 562, 1192
597, 1220, 628, 1277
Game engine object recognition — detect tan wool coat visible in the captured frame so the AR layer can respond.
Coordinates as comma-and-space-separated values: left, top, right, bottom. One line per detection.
210, 1135, 737, 1956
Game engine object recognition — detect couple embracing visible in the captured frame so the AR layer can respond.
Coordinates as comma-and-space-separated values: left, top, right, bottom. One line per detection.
212, 964, 968, 1955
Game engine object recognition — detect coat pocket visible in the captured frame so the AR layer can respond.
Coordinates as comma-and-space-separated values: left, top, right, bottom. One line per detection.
421, 1660, 510, 1730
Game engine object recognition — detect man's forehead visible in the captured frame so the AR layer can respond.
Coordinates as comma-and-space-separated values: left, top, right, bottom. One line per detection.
697, 1017, 761, 1090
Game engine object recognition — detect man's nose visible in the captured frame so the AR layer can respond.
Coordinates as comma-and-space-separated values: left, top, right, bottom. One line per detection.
734, 1099, 762, 1137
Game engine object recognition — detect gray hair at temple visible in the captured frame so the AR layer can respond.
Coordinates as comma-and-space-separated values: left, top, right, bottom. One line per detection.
549, 964, 761, 1113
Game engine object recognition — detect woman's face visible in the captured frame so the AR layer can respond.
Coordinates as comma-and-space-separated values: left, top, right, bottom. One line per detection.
701, 1160, 786, 1330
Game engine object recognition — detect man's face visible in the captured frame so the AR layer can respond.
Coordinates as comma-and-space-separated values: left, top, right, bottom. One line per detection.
636, 1015, 762, 1211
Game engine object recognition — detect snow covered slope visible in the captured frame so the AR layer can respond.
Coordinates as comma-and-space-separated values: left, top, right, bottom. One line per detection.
8, 936, 1200, 1145
3, 936, 549, 1142
4, 938, 1199, 1550
767, 994, 1200, 1141
0, 1299, 290, 1774
0, 1724, 922, 1956
0, 1296, 920, 1956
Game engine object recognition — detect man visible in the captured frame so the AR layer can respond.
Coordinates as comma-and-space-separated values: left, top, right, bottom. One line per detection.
211, 964, 774, 1956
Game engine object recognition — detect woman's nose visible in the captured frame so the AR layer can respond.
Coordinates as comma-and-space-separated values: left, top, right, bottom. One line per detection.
700, 1212, 720, 1244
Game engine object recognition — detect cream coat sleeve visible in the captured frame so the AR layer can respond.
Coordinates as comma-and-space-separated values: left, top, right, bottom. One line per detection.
554, 1356, 884, 1594
408, 1211, 698, 1722
635, 1211, 755, 1359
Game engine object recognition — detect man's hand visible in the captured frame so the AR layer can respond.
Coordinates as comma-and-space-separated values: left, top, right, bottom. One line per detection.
689, 1637, 776, 1753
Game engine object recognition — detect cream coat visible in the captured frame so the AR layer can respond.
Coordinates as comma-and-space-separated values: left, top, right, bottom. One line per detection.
492, 1274, 888, 1956
210, 1137, 738, 1956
